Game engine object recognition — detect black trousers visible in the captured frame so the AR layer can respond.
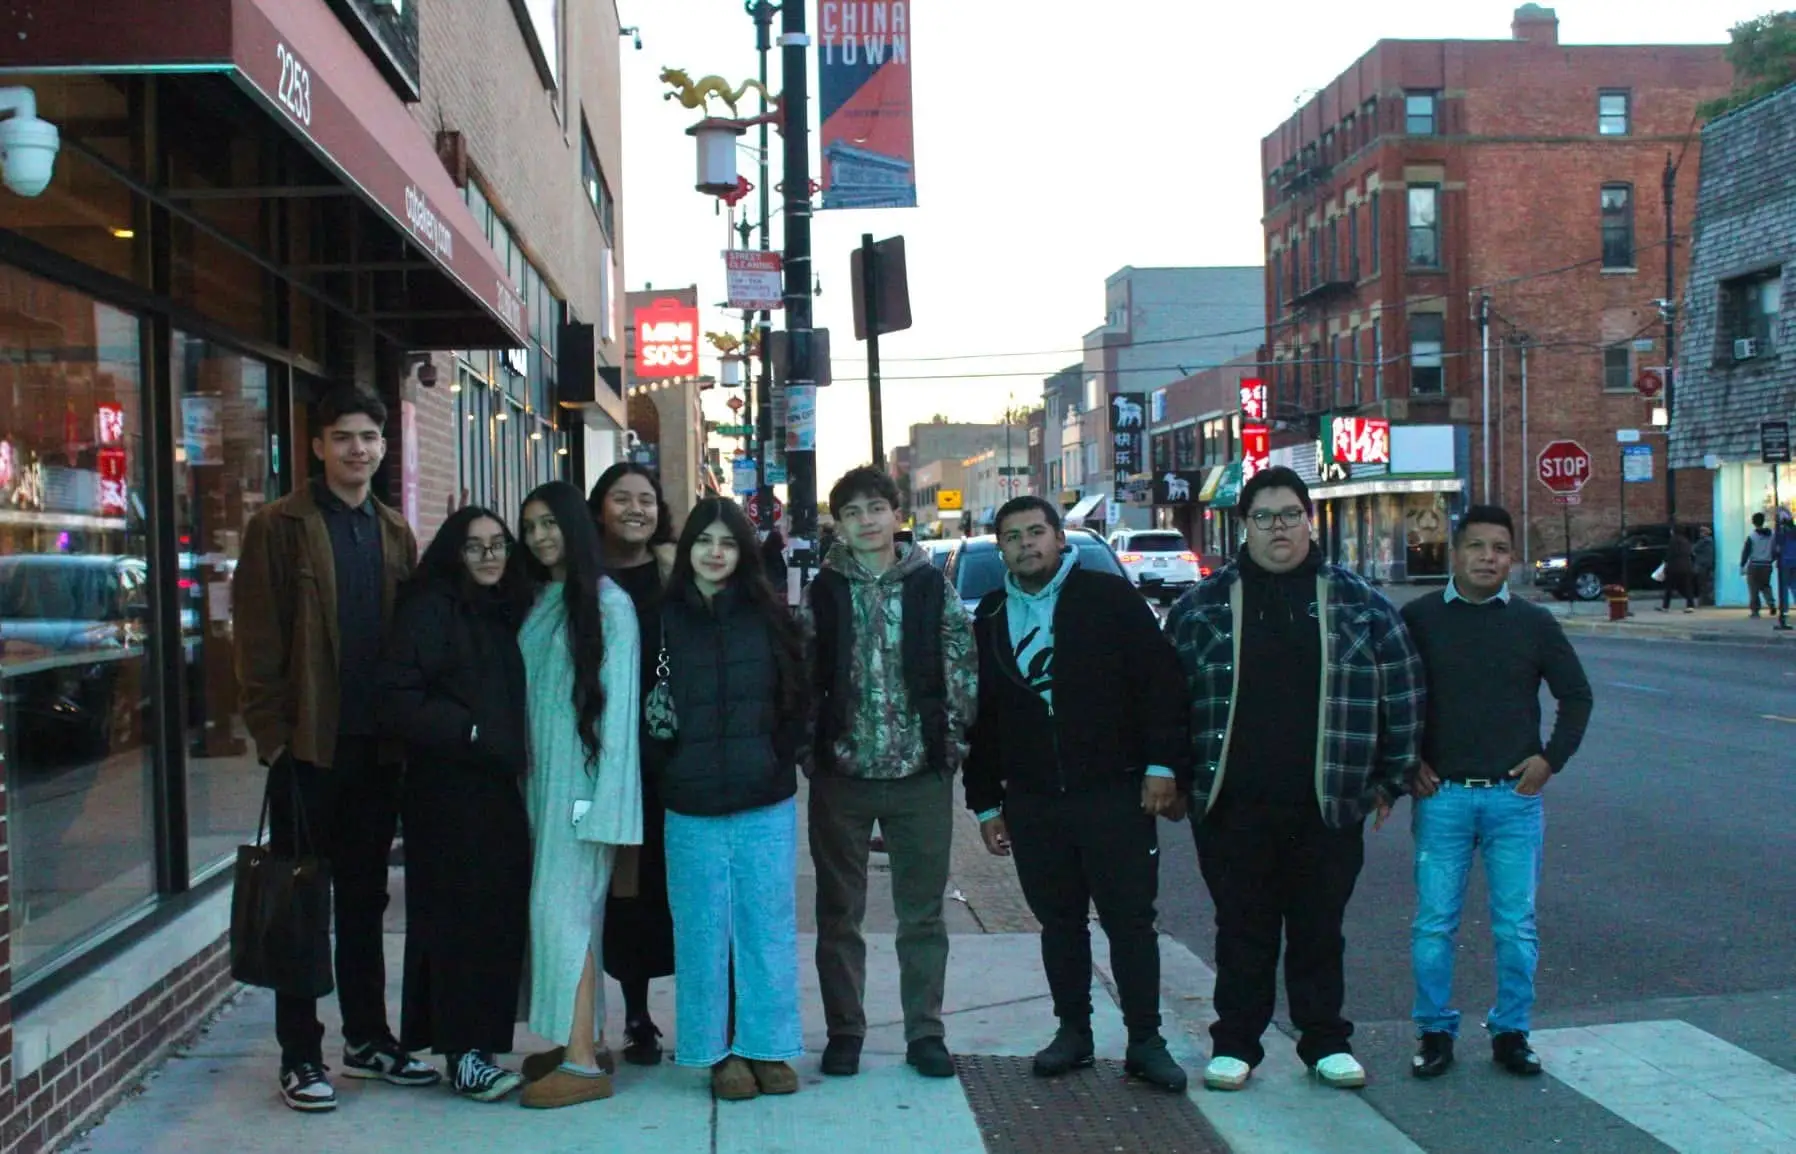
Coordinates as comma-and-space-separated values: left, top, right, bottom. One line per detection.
267, 737, 402, 1067
1194, 797, 1364, 1068
1661, 571, 1696, 610
1007, 781, 1162, 1038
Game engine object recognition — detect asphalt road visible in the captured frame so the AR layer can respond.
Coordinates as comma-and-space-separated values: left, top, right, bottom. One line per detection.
1155, 635, 1796, 1152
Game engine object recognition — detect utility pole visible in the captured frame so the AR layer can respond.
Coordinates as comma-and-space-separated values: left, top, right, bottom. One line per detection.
747, 0, 776, 533
780, 0, 817, 568
1662, 152, 1679, 527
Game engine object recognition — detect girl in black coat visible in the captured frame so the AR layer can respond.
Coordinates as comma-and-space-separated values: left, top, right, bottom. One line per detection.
378, 506, 534, 1102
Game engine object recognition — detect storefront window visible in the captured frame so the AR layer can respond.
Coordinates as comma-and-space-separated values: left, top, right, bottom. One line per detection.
1404, 492, 1451, 578
0, 266, 156, 980
171, 332, 277, 874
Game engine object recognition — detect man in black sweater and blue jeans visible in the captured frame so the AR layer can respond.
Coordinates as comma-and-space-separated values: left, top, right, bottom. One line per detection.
1401, 505, 1593, 1081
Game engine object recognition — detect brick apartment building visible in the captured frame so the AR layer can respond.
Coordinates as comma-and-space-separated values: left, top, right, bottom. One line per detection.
1261, 3, 1731, 563
0, 2, 626, 1150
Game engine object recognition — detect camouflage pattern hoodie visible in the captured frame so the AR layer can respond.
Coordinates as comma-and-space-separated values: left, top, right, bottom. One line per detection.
803, 540, 979, 779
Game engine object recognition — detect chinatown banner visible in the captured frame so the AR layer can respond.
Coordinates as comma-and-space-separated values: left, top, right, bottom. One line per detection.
818, 1, 917, 209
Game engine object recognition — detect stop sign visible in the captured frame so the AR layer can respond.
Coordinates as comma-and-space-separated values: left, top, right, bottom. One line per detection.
745, 492, 784, 524
1537, 439, 1592, 493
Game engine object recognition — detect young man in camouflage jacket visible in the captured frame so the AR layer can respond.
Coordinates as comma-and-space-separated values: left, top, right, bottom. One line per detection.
802, 466, 979, 1080
1164, 466, 1424, 1093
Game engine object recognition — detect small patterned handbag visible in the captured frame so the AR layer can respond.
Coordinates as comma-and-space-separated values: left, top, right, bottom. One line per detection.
644, 646, 678, 742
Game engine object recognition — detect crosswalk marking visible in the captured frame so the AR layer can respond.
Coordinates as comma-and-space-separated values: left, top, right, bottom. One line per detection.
1533, 1020, 1796, 1153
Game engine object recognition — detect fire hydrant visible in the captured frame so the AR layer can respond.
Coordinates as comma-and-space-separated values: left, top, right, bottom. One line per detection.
1603, 584, 1630, 621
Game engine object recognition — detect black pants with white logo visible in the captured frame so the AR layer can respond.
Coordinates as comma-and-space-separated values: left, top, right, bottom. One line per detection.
1006, 779, 1163, 1039
1195, 796, 1364, 1068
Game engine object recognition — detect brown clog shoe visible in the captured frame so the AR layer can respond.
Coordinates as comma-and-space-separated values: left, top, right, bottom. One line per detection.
520, 1067, 614, 1109
749, 1060, 799, 1095
712, 1056, 760, 1101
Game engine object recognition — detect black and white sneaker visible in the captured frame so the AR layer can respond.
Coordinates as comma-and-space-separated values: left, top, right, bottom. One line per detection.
451, 1051, 524, 1103
342, 1036, 442, 1087
279, 1062, 338, 1112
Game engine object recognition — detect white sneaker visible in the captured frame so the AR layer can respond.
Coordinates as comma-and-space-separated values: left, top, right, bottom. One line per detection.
1203, 1056, 1252, 1091
1313, 1052, 1367, 1088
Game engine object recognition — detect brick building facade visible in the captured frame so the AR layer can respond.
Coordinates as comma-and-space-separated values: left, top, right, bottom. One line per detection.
0, 2, 625, 1150
1261, 4, 1730, 560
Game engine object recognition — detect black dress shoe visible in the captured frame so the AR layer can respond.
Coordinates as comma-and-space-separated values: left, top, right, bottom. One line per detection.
1032, 1023, 1095, 1077
821, 1035, 863, 1077
1492, 1031, 1543, 1077
906, 1036, 956, 1078
1411, 1031, 1454, 1079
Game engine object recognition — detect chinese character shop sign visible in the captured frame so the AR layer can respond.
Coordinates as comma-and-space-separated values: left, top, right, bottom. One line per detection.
634, 299, 699, 379
1241, 424, 1270, 481
95, 402, 128, 515
1329, 416, 1390, 465
1239, 377, 1267, 421
1111, 392, 1147, 487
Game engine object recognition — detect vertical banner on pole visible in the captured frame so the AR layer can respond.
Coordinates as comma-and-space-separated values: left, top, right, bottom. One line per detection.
818, 1, 916, 209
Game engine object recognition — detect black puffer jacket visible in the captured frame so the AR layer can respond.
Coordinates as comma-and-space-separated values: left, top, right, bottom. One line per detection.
377, 580, 527, 775
658, 584, 804, 816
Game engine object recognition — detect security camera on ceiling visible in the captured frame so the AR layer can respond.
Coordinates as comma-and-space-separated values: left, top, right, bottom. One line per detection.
0, 88, 60, 198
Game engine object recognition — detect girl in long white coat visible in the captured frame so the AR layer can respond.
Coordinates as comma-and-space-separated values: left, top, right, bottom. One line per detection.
516, 481, 642, 1110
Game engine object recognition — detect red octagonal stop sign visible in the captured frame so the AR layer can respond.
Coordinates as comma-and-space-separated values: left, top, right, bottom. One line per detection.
1536, 439, 1592, 493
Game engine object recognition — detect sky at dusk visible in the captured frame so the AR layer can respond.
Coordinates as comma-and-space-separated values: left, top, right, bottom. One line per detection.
615, 0, 1771, 487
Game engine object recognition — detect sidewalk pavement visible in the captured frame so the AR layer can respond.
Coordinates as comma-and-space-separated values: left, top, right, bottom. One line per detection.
1543, 596, 1796, 648
68, 786, 1418, 1154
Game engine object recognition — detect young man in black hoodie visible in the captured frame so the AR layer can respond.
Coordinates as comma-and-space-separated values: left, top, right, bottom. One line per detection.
964, 497, 1190, 1091
1165, 467, 1424, 1093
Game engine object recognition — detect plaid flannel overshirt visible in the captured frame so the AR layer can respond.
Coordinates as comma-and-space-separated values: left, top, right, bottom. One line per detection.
1164, 562, 1426, 829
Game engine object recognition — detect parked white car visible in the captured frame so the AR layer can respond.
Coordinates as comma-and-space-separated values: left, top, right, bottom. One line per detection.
1108, 530, 1207, 603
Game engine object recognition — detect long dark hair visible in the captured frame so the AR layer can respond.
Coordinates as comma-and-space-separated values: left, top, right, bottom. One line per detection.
520, 481, 609, 765
588, 463, 675, 549
667, 497, 807, 720
406, 505, 532, 623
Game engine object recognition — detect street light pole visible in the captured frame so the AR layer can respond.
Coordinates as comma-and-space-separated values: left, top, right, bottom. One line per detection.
780, 0, 817, 568
747, 0, 776, 533
1663, 151, 1679, 528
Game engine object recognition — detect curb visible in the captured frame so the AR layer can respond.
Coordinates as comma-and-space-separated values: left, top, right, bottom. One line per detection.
1556, 620, 1796, 649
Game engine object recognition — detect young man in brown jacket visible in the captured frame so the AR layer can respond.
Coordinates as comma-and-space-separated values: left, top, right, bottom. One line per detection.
233, 387, 434, 1111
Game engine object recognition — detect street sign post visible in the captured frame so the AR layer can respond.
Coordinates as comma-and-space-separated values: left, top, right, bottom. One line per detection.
1539, 439, 1592, 565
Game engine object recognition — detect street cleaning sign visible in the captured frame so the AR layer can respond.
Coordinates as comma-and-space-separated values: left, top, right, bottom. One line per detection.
725, 250, 783, 311
818, 1, 917, 209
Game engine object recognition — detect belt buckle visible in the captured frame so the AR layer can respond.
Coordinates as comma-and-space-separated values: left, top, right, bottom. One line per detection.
1461, 778, 1500, 789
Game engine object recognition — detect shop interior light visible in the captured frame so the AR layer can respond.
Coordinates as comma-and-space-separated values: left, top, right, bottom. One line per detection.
496, 410, 509, 421
530, 430, 543, 440
109, 226, 134, 239
449, 382, 461, 393
557, 446, 569, 456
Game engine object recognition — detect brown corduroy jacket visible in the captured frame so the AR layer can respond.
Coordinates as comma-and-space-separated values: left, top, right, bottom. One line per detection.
232, 483, 418, 768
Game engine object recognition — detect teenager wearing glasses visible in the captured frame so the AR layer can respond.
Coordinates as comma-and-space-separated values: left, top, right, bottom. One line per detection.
1165, 466, 1425, 1094
378, 507, 534, 1101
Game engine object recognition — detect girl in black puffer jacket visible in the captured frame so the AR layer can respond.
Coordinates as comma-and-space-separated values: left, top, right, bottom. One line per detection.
656, 497, 810, 1102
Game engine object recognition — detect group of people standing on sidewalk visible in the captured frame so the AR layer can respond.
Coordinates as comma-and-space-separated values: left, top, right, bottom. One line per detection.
233, 388, 1596, 1116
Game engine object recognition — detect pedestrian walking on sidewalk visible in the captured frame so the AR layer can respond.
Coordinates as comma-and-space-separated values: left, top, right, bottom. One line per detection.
658, 498, 809, 1101
1776, 509, 1796, 631
1165, 466, 1424, 1095
1658, 527, 1697, 613
232, 387, 438, 1113
377, 507, 533, 1103
515, 482, 643, 1110
965, 497, 1190, 1092
1693, 527, 1716, 605
1401, 505, 1593, 1082
803, 466, 979, 1080
1742, 512, 1777, 617
588, 465, 678, 1065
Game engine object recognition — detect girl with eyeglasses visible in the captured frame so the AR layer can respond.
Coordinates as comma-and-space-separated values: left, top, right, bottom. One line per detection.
377, 506, 535, 1102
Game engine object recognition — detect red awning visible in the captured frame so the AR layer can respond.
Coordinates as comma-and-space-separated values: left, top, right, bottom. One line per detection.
0, 0, 528, 348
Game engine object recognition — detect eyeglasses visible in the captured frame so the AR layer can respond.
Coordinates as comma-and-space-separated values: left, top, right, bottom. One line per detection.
1248, 507, 1308, 531
461, 541, 510, 560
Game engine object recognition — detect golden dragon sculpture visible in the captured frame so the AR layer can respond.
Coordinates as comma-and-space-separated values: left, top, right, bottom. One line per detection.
660, 68, 775, 120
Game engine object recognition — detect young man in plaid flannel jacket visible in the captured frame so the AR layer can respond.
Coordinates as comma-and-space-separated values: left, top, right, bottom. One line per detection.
1164, 466, 1425, 1093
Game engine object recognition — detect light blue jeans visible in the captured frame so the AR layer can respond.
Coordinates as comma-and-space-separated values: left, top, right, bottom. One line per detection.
665, 797, 803, 1067
1411, 781, 1544, 1038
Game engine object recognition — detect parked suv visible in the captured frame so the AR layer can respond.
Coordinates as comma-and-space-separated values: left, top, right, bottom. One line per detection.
1532, 523, 1705, 601
943, 530, 1126, 614
1108, 529, 1210, 604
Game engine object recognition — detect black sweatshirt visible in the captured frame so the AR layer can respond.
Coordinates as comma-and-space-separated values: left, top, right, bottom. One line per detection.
1222, 549, 1324, 806
1400, 589, 1594, 778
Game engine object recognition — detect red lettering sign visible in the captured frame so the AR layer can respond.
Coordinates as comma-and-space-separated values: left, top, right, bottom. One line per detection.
634, 299, 700, 379
96, 402, 125, 446
1239, 378, 1268, 421
1330, 416, 1390, 465
97, 447, 128, 515
1242, 423, 1271, 480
